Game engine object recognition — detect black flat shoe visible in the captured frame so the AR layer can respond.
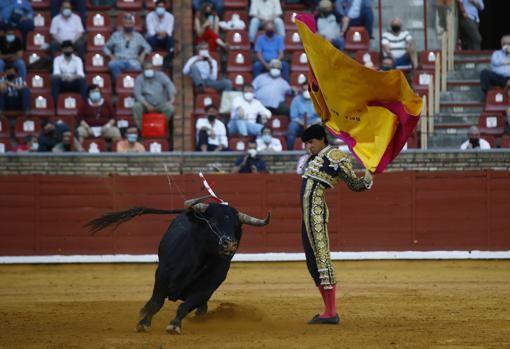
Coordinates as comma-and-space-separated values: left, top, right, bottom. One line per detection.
308, 313, 340, 324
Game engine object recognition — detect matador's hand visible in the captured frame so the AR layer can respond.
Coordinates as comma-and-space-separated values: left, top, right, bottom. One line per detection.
364, 169, 373, 188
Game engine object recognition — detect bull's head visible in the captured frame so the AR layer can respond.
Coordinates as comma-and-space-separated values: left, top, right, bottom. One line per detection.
185, 196, 271, 257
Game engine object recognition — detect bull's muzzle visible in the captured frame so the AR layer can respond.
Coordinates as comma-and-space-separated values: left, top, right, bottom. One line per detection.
221, 238, 238, 256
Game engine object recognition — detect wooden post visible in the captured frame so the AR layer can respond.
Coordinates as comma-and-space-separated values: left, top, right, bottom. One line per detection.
441, 33, 448, 91
421, 95, 428, 149
428, 82, 435, 134
434, 53, 441, 114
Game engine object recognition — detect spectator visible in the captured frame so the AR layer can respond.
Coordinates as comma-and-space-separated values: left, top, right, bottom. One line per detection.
195, 105, 228, 151
116, 126, 146, 153
51, 0, 86, 24
480, 35, 510, 95
76, 84, 121, 145
336, 0, 374, 39
253, 59, 291, 116
0, 0, 34, 46
232, 141, 267, 173
382, 18, 417, 69
104, 13, 152, 81
15, 135, 37, 152
52, 130, 74, 152
192, 0, 223, 16
132, 61, 176, 129
254, 21, 289, 80
228, 83, 272, 136
183, 42, 232, 93
316, 0, 344, 50
457, 0, 483, 50
51, 40, 86, 105
49, 1, 85, 57
0, 26, 26, 79
248, 0, 285, 43
287, 81, 321, 150
380, 56, 395, 71
460, 126, 491, 150
37, 120, 68, 152
0, 65, 29, 114
256, 126, 282, 152
146, 0, 175, 56
194, 2, 228, 52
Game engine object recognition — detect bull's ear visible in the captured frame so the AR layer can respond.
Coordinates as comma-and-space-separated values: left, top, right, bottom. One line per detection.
238, 212, 271, 227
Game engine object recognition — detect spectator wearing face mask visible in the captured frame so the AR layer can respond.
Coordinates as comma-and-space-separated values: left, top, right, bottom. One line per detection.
480, 35, 510, 96
380, 56, 395, 71
248, 0, 285, 43
228, 83, 272, 136
457, 0, 483, 50
76, 84, 121, 145
460, 126, 491, 150
183, 42, 232, 93
51, 40, 87, 105
0, 0, 34, 46
253, 21, 289, 80
116, 126, 146, 153
52, 130, 74, 152
253, 59, 292, 116
381, 18, 417, 69
287, 81, 321, 150
104, 13, 152, 81
194, 2, 228, 52
232, 141, 267, 173
145, 0, 175, 56
0, 65, 29, 115
50, 1, 85, 57
256, 126, 282, 152
133, 61, 177, 129
315, 0, 344, 51
195, 105, 228, 152
51, 0, 86, 24
0, 26, 26, 79
15, 135, 37, 152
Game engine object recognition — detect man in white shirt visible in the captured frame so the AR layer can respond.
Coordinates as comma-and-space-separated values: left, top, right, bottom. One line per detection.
253, 59, 292, 116
183, 42, 232, 93
381, 18, 417, 69
228, 83, 272, 136
256, 126, 282, 152
248, 0, 285, 43
49, 0, 85, 57
196, 105, 228, 151
145, 0, 175, 55
460, 126, 491, 150
50, 40, 86, 106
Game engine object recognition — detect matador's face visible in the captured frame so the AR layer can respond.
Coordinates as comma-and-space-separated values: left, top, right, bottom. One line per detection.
306, 138, 327, 155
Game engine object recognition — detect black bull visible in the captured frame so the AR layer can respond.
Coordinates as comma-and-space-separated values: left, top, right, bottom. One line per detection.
86, 196, 271, 334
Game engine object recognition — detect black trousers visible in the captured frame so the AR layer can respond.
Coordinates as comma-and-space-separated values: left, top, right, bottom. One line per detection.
480, 69, 509, 94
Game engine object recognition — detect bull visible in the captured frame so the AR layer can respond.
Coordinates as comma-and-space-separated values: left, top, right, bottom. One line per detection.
86, 196, 271, 334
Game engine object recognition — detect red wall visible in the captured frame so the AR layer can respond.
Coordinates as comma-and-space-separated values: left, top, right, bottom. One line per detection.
1, 171, 509, 255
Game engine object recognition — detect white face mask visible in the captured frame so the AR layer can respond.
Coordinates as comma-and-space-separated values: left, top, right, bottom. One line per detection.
199, 49, 209, 57
243, 92, 254, 101
156, 7, 165, 15
269, 68, 281, 78
503, 44, 510, 53
302, 90, 311, 99
144, 69, 155, 78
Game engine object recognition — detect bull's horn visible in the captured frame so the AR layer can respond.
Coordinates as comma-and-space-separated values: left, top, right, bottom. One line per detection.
184, 195, 211, 208
238, 212, 271, 227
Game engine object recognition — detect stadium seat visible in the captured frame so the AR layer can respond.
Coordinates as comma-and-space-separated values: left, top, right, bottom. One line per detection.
14, 117, 41, 140
478, 112, 505, 136
501, 135, 510, 148
87, 0, 113, 10
85, 52, 109, 73
225, 31, 250, 51
148, 52, 167, 70
33, 12, 50, 33
209, 51, 222, 71
195, 94, 221, 114
0, 136, 11, 153
86, 32, 110, 53
26, 32, 50, 52
224, 0, 249, 9
27, 72, 51, 94
291, 51, 309, 72
484, 88, 508, 112
223, 11, 249, 25
116, 0, 143, 10
412, 70, 434, 94
57, 93, 82, 116
277, 136, 288, 150
23, 51, 49, 71
115, 73, 138, 94
293, 138, 305, 150
419, 50, 440, 70
30, 94, 54, 117
116, 115, 135, 129
143, 139, 170, 153
354, 51, 380, 69
284, 11, 298, 30
0, 117, 9, 138
86, 12, 112, 33
30, 0, 51, 10
229, 136, 252, 151
227, 72, 253, 90
290, 71, 308, 88
483, 135, 496, 148
344, 27, 370, 52
86, 73, 112, 94
115, 94, 136, 116
82, 138, 107, 153
49, 115, 76, 130
284, 29, 303, 51
267, 115, 289, 137
145, 0, 160, 10
226, 51, 252, 73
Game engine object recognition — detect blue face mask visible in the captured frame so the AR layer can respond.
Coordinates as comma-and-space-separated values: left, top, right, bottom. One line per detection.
127, 134, 137, 143
89, 91, 101, 102
6, 34, 15, 43
262, 134, 272, 144
62, 8, 72, 17
156, 7, 165, 15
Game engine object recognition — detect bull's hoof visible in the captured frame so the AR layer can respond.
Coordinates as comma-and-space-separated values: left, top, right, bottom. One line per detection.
166, 323, 182, 335
195, 303, 208, 316
136, 323, 150, 332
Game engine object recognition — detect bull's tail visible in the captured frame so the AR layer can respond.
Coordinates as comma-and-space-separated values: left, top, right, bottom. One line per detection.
85, 207, 184, 234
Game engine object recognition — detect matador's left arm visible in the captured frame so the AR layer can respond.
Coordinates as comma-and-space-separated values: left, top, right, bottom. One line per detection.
338, 159, 373, 192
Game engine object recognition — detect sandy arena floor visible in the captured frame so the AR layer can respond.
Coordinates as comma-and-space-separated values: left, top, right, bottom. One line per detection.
0, 261, 509, 349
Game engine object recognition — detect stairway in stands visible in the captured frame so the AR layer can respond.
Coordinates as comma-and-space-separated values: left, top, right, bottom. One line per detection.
430, 51, 491, 148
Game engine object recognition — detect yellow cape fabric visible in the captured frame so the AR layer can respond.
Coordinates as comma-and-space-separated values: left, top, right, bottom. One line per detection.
296, 20, 423, 172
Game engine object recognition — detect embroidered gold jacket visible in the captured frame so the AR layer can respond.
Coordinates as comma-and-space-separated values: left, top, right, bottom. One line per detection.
302, 146, 372, 191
